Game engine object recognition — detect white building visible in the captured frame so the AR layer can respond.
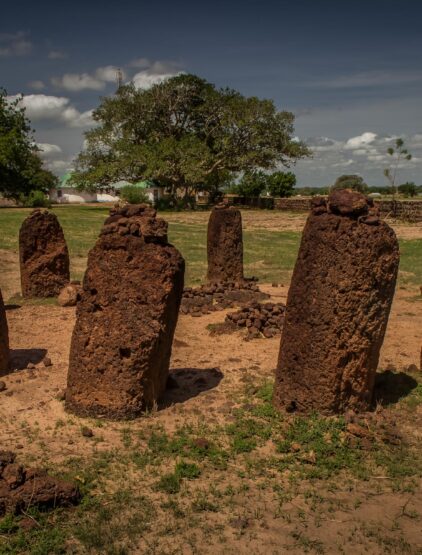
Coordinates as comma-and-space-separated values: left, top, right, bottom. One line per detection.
50, 174, 165, 205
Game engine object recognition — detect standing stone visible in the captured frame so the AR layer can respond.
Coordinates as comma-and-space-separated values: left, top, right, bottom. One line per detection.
0, 290, 9, 376
274, 190, 399, 415
19, 210, 70, 298
66, 204, 185, 419
207, 204, 244, 283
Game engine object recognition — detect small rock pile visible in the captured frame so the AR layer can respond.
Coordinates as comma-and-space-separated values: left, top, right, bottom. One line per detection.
0, 451, 80, 516
225, 301, 286, 339
180, 281, 268, 316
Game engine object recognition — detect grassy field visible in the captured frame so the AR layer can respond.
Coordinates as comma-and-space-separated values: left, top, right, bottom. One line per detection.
1, 205, 422, 288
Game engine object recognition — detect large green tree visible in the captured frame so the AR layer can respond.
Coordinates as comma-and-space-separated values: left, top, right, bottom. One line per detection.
0, 89, 57, 199
71, 74, 310, 199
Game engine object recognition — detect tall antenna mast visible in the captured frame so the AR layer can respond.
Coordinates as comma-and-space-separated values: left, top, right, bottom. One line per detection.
116, 68, 123, 91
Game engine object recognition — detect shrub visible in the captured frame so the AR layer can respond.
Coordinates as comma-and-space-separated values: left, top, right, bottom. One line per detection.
119, 185, 150, 205
18, 190, 51, 208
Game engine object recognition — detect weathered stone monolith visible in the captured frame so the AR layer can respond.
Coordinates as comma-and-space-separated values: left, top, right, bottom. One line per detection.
207, 204, 244, 283
0, 289, 9, 376
65, 204, 185, 419
19, 209, 70, 298
273, 189, 399, 414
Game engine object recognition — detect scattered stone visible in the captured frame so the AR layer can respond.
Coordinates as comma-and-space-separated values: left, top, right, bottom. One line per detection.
346, 423, 371, 438
0, 454, 80, 517
225, 302, 286, 339
0, 289, 9, 377
407, 363, 419, 373
27, 363, 35, 370
15, 445, 23, 450
58, 283, 82, 307
43, 357, 52, 367
5, 391, 13, 397
207, 204, 244, 283
0, 381, 6, 392
271, 282, 278, 287
66, 204, 185, 419
274, 190, 399, 415
181, 281, 269, 316
81, 427, 93, 438
19, 209, 70, 298
192, 438, 210, 450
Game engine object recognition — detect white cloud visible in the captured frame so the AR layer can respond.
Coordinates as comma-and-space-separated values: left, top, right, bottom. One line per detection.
0, 31, 32, 58
27, 80, 45, 91
48, 50, 67, 60
128, 57, 150, 68
51, 66, 126, 91
95, 66, 126, 82
36, 143, 62, 157
132, 71, 180, 89
48, 159, 73, 173
310, 70, 422, 89
51, 73, 105, 91
345, 132, 377, 149
7, 94, 94, 128
130, 60, 184, 89
332, 159, 354, 168
297, 130, 422, 186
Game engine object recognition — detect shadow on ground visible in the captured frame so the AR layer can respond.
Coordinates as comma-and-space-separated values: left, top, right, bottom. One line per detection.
159, 367, 223, 409
8, 348, 48, 372
374, 369, 418, 406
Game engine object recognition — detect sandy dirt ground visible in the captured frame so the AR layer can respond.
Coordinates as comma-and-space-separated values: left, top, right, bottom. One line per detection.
1, 281, 422, 553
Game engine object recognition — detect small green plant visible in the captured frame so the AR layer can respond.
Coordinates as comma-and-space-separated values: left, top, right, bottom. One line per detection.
156, 472, 181, 494
175, 460, 201, 479
119, 185, 150, 205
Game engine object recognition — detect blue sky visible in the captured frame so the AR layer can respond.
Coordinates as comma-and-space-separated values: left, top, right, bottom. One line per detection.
2, 0, 422, 186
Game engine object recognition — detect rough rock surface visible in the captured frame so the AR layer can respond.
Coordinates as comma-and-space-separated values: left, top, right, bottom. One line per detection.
0, 290, 9, 376
19, 209, 70, 298
66, 204, 185, 419
58, 283, 82, 307
225, 301, 286, 339
274, 190, 399, 414
0, 451, 80, 516
180, 280, 268, 316
207, 204, 244, 283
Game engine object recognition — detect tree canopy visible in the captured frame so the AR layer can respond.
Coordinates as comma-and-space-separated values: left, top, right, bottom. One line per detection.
332, 174, 368, 193
234, 170, 268, 197
71, 74, 310, 198
0, 89, 57, 199
267, 171, 296, 197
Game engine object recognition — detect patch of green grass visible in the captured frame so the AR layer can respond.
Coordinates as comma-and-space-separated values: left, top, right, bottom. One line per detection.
175, 460, 201, 479
155, 472, 181, 494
